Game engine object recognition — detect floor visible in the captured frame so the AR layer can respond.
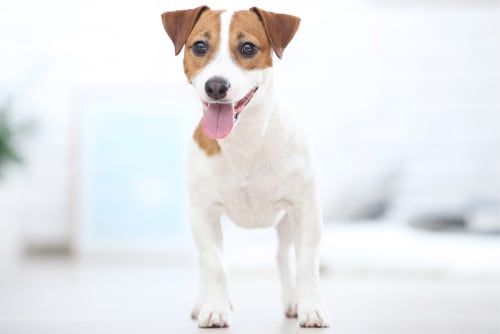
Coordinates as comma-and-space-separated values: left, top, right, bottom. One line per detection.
0, 259, 499, 334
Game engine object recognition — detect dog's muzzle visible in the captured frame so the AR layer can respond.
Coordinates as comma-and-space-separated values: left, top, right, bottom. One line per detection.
201, 86, 259, 139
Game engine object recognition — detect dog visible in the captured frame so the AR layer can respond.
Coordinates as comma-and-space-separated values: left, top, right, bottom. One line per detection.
161, 6, 330, 328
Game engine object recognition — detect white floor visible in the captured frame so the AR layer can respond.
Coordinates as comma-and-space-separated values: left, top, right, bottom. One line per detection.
0, 259, 499, 334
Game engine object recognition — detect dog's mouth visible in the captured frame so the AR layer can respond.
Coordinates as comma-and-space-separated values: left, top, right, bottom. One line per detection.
201, 87, 258, 139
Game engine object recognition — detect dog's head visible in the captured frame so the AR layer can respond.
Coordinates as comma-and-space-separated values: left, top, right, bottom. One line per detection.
161, 7, 300, 139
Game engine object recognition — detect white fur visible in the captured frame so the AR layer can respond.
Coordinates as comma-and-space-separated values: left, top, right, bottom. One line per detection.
188, 10, 330, 328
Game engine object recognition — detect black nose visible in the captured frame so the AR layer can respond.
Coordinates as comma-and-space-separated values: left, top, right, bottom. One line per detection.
205, 77, 230, 100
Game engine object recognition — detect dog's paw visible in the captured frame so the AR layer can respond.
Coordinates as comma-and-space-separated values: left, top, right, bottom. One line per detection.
285, 302, 298, 318
197, 301, 231, 328
297, 298, 330, 328
282, 292, 298, 318
191, 304, 201, 320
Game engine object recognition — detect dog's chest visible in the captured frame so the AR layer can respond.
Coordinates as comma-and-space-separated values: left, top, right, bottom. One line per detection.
217, 160, 288, 228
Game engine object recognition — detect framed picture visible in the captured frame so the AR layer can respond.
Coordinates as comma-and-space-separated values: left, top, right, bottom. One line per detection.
75, 89, 194, 256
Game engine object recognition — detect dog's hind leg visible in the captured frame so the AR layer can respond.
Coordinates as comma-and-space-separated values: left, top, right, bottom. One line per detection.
276, 214, 298, 318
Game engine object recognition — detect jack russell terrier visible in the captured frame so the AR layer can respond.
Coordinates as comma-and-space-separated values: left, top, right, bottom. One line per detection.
161, 6, 330, 328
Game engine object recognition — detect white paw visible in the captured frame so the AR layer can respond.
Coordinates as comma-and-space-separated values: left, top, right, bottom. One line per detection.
285, 302, 298, 318
197, 301, 231, 328
282, 291, 298, 318
298, 298, 330, 328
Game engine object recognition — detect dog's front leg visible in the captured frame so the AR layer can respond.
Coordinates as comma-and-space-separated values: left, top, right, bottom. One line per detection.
190, 208, 231, 328
292, 194, 331, 328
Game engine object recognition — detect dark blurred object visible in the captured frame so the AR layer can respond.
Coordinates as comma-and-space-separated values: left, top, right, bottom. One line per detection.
409, 213, 466, 231
407, 199, 500, 235
0, 101, 21, 173
0, 99, 34, 178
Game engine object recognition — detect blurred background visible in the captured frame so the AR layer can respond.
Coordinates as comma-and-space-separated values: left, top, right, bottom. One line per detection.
0, 0, 499, 332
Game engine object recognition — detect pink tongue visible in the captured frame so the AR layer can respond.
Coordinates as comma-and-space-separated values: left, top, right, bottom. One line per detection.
202, 103, 234, 139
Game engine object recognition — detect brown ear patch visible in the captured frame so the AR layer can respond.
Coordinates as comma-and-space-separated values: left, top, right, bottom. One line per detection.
193, 121, 221, 156
161, 6, 209, 55
183, 10, 223, 82
250, 7, 300, 59
230, 10, 273, 70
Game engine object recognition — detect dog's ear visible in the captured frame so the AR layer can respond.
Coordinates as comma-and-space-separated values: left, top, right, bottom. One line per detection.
250, 7, 300, 59
161, 6, 209, 56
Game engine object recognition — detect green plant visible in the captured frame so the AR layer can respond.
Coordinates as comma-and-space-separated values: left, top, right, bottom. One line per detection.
0, 101, 31, 176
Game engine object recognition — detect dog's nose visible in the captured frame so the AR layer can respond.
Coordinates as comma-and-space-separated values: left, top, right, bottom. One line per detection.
205, 77, 230, 100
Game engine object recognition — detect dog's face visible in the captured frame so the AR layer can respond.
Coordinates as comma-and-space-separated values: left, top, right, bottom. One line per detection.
161, 7, 300, 139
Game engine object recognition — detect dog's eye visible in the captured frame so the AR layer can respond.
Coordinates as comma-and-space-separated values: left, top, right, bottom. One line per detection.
192, 41, 208, 57
240, 42, 258, 58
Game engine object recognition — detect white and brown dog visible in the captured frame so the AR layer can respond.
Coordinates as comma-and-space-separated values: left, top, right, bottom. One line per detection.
161, 6, 330, 328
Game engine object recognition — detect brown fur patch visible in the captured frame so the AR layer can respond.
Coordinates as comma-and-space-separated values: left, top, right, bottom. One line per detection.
250, 7, 301, 59
161, 6, 209, 56
183, 10, 223, 82
193, 121, 221, 156
230, 10, 273, 70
